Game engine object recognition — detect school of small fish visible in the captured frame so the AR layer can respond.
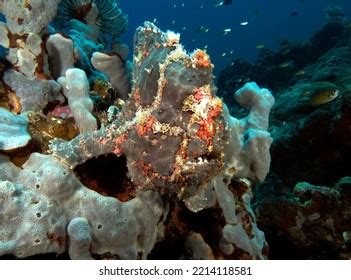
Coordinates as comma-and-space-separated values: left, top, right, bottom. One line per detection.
166, 1, 306, 63
156, 0, 314, 91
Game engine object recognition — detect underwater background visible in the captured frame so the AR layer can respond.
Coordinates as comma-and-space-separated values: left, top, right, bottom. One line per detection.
0, 0, 351, 260
120, 0, 351, 73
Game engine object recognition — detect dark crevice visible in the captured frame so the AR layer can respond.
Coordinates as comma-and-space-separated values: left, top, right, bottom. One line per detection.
74, 153, 136, 202
148, 199, 225, 259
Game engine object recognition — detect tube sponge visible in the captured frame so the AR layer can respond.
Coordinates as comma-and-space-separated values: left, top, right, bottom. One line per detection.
67, 218, 93, 260
46, 34, 75, 79
58, 68, 97, 132
91, 51, 131, 100
223, 82, 275, 182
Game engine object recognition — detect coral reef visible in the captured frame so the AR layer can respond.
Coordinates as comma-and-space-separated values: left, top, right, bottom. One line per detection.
3, 0, 348, 261
3, 70, 63, 112
217, 15, 351, 259
217, 16, 349, 116
65, 19, 106, 82
2, 0, 60, 35
58, 68, 97, 132
46, 33, 75, 78
91, 51, 130, 100
0, 0, 64, 114
48, 22, 274, 259
0, 153, 163, 259
0, 5, 274, 258
256, 178, 351, 259
54, 0, 128, 44
0, 108, 31, 151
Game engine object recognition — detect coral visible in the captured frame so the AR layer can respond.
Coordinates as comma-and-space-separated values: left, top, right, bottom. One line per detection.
191, 49, 213, 69
0, 22, 9, 49
46, 33, 75, 79
325, 6, 347, 24
0, 24, 51, 80
0, 58, 20, 113
91, 51, 131, 100
0, 2, 274, 260
268, 47, 351, 187
0, 180, 67, 258
215, 16, 351, 260
2, 0, 60, 35
46, 22, 273, 259
0, 1, 66, 114
66, 19, 106, 82
225, 82, 274, 182
27, 112, 79, 153
0, 108, 31, 151
256, 178, 351, 259
184, 232, 215, 260
3, 69, 63, 113
0, 153, 163, 259
217, 19, 350, 114
58, 68, 97, 132
54, 0, 128, 44
0, 0, 129, 123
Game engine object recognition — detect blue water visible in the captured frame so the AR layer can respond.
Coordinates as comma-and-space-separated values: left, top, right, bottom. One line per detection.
1, 1, 350, 74
120, 0, 351, 74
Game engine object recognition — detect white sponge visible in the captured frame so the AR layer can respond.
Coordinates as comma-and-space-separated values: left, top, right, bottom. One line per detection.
58, 68, 97, 132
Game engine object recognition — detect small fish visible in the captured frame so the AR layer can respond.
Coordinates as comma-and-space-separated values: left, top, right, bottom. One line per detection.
215, 1, 224, 7
219, 28, 232, 36
215, 1, 232, 7
279, 61, 293, 68
295, 69, 305, 76
243, 77, 250, 83
198, 25, 209, 33
235, 77, 249, 83
282, 48, 291, 55
309, 88, 340, 106
221, 52, 226, 57
291, 11, 299, 16
256, 43, 265, 49
240, 21, 249, 26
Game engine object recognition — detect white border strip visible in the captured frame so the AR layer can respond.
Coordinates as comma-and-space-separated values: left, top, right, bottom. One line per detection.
0, 260, 350, 280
